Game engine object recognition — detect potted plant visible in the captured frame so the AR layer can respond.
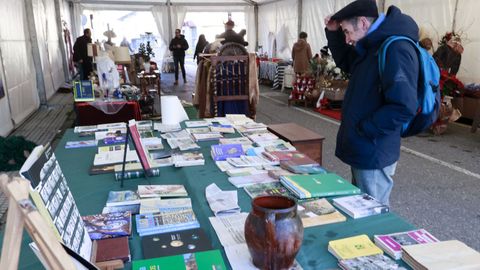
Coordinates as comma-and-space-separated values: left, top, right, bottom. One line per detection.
138, 41, 155, 71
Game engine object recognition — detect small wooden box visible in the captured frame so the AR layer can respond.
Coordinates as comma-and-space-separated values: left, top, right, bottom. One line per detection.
267, 123, 325, 165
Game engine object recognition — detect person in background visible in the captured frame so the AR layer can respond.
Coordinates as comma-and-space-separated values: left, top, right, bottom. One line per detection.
73, 28, 93, 80
193, 34, 208, 64
433, 34, 463, 75
120, 37, 134, 54
169, 29, 189, 85
419, 38, 433, 54
325, 0, 420, 205
291, 32, 313, 75
218, 20, 248, 46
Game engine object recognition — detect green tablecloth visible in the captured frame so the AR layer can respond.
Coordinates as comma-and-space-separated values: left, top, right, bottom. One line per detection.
1, 128, 415, 269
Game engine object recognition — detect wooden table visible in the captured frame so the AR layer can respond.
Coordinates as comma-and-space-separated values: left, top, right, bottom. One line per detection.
268, 123, 325, 165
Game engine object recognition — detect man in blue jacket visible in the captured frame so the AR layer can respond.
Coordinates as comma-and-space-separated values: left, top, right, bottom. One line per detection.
325, 0, 419, 205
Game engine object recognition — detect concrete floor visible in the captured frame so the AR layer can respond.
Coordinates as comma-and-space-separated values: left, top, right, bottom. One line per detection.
164, 59, 480, 251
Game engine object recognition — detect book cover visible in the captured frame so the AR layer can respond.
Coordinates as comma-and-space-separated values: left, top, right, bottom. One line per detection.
73, 80, 95, 102
280, 173, 361, 199
74, 125, 98, 133
106, 190, 140, 207
94, 236, 130, 263
219, 137, 252, 146
132, 250, 227, 270
298, 198, 347, 228
262, 151, 301, 162
210, 124, 235, 133
374, 229, 439, 259
103, 133, 127, 145
225, 167, 264, 177
173, 152, 205, 167
281, 162, 327, 174
89, 164, 116, 175
82, 211, 131, 240
98, 145, 126, 153
247, 132, 279, 143
186, 127, 212, 134
65, 140, 97, 149
267, 168, 293, 179
102, 204, 140, 215
228, 173, 278, 188
138, 185, 188, 198
150, 150, 172, 160
142, 228, 212, 259
328, 234, 383, 260
211, 144, 244, 161
244, 182, 293, 198
333, 194, 390, 219
192, 132, 223, 142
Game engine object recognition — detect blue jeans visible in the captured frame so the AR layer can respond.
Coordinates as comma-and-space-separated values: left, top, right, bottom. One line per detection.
351, 162, 397, 206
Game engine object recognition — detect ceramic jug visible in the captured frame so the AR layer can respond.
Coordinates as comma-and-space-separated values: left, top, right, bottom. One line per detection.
244, 195, 304, 270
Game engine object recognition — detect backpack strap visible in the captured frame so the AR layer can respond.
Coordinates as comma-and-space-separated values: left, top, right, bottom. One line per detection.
378, 36, 419, 79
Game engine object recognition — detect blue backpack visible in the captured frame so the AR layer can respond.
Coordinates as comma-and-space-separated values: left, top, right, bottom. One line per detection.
378, 36, 441, 137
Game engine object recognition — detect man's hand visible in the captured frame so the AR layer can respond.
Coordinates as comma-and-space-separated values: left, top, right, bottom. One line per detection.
325, 15, 340, 31
176, 44, 181, 48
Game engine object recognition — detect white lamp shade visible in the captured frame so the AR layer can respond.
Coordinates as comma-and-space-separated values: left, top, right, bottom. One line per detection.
114, 47, 131, 63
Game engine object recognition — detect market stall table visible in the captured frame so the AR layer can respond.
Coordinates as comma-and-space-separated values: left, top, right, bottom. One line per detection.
75, 100, 142, 125
2, 126, 416, 269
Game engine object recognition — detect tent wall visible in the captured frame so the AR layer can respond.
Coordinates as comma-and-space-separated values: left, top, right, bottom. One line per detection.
258, 0, 298, 59
0, 0, 40, 134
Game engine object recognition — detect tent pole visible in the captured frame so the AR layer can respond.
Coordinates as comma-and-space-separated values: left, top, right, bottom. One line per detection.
167, 0, 172, 41
25, 0, 48, 105
298, 0, 302, 35
452, 0, 459, 32
54, 0, 71, 82
254, 4, 259, 51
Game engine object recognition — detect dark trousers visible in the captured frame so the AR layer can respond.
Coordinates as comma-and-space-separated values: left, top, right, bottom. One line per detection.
173, 56, 186, 81
80, 61, 93, 80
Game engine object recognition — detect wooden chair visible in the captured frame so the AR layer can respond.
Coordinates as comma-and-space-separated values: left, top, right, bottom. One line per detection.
210, 54, 253, 117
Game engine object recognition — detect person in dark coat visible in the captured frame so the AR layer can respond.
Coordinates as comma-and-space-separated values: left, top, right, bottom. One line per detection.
433, 36, 463, 75
169, 29, 189, 85
325, 0, 419, 205
218, 20, 248, 46
193, 34, 208, 64
73, 28, 93, 80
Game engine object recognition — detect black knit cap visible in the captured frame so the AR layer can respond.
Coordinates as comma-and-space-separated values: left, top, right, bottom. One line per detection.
331, 0, 378, 21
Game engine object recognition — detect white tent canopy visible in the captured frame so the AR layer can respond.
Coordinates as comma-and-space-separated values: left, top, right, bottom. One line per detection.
0, 0, 479, 136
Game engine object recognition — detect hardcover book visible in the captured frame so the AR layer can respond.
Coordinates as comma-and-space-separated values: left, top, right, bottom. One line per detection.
333, 194, 390, 219
132, 250, 227, 270
94, 236, 131, 263
82, 211, 132, 240
211, 144, 244, 161
374, 229, 439, 259
328, 234, 383, 260
138, 185, 188, 198
141, 228, 212, 259
106, 190, 140, 207
280, 173, 361, 199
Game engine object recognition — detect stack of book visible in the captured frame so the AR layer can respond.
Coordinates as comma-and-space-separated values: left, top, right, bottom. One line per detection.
226, 155, 276, 167
280, 173, 361, 199
280, 153, 326, 174
332, 194, 389, 219
235, 122, 268, 133
113, 163, 161, 180
247, 132, 279, 144
374, 229, 439, 260
211, 144, 244, 161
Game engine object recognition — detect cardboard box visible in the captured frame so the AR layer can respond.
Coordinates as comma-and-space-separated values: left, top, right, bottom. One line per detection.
452, 97, 480, 120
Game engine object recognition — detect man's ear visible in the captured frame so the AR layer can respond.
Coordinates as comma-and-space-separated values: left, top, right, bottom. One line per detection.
359, 17, 371, 32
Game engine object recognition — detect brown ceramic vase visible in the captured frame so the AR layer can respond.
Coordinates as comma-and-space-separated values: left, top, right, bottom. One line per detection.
244, 195, 304, 270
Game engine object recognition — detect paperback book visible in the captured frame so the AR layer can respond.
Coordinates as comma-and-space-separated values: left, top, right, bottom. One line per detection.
141, 228, 212, 259
192, 132, 223, 142
173, 152, 205, 167
94, 236, 131, 263
185, 127, 212, 134
228, 173, 278, 188
339, 254, 406, 270
219, 137, 253, 146
102, 204, 140, 215
247, 132, 279, 143
98, 145, 126, 153
139, 198, 192, 214
210, 124, 235, 133
135, 209, 200, 236
65, 140, 97, 149
74, 125, 98, 133
154, 122, 181, 133
280, 173, 361, 199
106, 190, 140, 207
167, 138, 200, 151
226, 167, 265, 177
332, 194, 390, 219
297, 198, 347, 228
185, 120, 209, 128
328, 234, 383, 260
82, 211, 132, 240
374, 229, 439, 260
215, 160, 236, 172
89, 164, 117, 175
211, 144, 244, 161
132, 249, 227, 270
244, 182, 294, 198
137, 185, 188, 198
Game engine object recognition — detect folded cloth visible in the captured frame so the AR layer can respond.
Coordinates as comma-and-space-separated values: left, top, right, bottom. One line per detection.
205, 183, 241, 216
